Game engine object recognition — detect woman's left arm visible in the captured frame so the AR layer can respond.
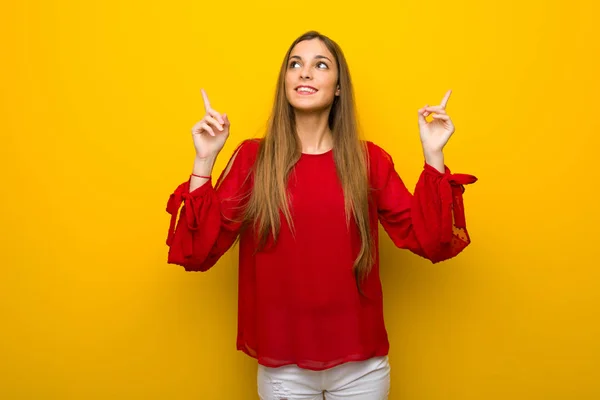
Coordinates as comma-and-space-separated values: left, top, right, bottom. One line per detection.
375, 90, 477, 263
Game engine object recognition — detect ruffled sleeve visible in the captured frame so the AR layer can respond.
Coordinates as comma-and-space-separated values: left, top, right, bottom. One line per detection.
165, 139, 259, 271
369, 142, 477, 263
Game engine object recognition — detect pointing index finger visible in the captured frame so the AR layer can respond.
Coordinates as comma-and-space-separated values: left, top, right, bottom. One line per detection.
440, 89, 452, 109
201, 88, 212, 112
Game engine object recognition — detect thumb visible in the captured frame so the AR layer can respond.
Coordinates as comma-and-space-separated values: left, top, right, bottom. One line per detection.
223, 113, 230, 127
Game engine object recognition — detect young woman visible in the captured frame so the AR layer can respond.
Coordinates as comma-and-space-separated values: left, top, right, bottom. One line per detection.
166, 31, 477, 400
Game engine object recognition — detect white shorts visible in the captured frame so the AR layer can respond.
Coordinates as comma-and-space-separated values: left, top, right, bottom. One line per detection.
257, 356, 391, 400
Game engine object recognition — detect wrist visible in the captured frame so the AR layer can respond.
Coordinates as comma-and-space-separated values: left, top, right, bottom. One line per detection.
423, 149, 445, 172
193, 156, 216, 176
194, 155, 216, 166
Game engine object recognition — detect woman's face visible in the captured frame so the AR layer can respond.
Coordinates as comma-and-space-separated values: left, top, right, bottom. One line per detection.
285, 38, 340, 113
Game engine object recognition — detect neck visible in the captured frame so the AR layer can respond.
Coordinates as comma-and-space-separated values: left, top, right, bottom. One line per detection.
294, 108, 333, 154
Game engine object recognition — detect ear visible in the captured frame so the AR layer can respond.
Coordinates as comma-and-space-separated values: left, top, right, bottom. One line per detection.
335, 85, 341, 96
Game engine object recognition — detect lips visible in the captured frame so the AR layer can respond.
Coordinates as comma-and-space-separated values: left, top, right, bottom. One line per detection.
295, 85, 318, 94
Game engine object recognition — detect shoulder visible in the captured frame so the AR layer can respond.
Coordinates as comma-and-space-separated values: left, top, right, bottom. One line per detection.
362, 140, 394, 168
229, 138, 262, 167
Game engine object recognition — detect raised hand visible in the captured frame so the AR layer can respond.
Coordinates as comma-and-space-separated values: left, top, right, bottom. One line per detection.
191, 89, 230, 160
417, 90, 455, 154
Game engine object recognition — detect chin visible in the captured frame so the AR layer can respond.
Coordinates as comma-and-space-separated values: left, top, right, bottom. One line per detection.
287, 95, 334, 113
292, 104, 330, 113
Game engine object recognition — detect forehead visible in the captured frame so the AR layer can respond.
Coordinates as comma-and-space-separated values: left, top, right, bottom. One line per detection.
289, 38, 335, 60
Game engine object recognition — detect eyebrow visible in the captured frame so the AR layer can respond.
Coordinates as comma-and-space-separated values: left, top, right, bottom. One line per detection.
289, 55, 333, 63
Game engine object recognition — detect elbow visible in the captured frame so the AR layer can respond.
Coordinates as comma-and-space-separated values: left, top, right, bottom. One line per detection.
170, 259, 212, 272
426, 241, 471, 264
182, 260, 209, 272
184, 265, 211, 272
167, 253, 213, 272
427, 254, 449, 264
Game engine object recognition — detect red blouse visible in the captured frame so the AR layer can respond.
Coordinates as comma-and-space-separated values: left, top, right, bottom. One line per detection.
165, 139, 477, 371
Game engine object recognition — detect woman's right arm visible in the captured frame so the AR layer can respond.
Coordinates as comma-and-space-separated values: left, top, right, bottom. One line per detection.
165, 89, 258, 271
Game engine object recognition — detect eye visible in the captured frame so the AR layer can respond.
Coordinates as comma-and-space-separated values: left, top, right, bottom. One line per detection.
316, 61, 328, 69
289, 60, 301, 68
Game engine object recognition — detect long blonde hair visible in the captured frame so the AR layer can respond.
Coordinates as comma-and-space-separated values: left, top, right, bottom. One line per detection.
244, 31, 374, 285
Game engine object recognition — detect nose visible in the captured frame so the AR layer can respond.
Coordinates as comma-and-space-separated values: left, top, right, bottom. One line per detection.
300, 65, 312, 80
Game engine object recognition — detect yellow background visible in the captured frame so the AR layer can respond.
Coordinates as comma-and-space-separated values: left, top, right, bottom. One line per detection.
2, 0, 599, 398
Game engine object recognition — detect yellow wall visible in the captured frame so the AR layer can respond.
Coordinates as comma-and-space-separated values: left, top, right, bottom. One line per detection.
2, 0, 599, 398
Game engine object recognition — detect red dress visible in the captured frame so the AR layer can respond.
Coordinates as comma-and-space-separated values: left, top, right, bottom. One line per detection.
166, 139, 477, 371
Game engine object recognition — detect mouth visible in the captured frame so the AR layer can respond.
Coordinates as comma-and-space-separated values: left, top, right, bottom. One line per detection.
295, 85, 318, 95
